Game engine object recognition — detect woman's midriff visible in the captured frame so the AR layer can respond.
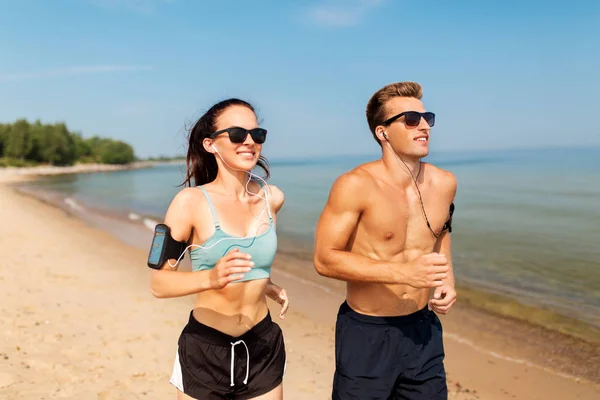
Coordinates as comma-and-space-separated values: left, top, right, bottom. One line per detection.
192, 278, 270, 337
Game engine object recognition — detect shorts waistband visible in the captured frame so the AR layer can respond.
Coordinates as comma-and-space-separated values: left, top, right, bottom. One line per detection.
183, 310, 274, 347
338, 301, 431, 325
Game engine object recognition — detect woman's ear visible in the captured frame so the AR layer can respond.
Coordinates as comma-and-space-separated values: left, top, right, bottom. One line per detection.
202, 138, 215, 153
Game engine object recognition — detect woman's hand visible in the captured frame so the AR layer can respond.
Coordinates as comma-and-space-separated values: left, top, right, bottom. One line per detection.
266, 281, 290, 319
209, 248, 253, 290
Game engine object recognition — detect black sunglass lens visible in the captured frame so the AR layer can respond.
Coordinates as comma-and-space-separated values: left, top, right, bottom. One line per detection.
250, 129, 267, 144
228, 128, 247, 143
404, 112, 422, 126
424, 113, 435, 127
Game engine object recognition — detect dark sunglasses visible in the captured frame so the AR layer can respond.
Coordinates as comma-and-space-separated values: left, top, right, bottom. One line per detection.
381, 111, 435, 128
209, 127, 267, 144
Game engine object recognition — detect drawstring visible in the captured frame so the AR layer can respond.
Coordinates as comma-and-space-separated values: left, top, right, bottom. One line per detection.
230, 340, 250, 387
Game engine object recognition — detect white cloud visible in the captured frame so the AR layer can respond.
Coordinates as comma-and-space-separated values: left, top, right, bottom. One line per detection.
0, 65, 153, 82
306, 0, 384, 27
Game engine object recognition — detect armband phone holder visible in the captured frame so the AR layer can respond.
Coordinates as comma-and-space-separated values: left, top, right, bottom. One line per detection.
442, 202, 455, 233
147, 223, 187, 269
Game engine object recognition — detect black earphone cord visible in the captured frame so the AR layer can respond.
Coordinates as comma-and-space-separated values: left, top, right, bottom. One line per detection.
393, 150, 442, 239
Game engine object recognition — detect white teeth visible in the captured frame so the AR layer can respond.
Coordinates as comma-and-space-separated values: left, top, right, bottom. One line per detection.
416, 138, 427, 141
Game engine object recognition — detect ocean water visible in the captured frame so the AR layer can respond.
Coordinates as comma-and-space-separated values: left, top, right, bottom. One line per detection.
20, 147, 600, 328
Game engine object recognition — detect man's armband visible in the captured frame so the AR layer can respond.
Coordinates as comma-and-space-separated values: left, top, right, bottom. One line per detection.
441, 202, 455, 233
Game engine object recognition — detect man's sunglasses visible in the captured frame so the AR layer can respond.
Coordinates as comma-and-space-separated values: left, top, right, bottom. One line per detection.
381, 111, 435, 128
209, 127, 267, 144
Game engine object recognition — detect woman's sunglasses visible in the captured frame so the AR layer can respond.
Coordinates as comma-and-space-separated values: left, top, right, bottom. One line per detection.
209, 127, 267, 144
381, 111, 435, 128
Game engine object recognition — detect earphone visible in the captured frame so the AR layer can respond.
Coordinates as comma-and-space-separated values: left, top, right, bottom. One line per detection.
210, 144, 270, 205
382, 130, 441, 238
165, 144, 272, 268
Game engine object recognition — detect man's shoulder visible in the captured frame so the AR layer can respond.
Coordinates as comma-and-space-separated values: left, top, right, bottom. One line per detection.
424, 163, 457, 199
425, 163, 456, 186
332, 163, 376, 192
326, 163, 377, 211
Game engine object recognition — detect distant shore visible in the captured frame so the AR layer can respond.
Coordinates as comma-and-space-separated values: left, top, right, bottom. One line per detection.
0, 160, 173, 178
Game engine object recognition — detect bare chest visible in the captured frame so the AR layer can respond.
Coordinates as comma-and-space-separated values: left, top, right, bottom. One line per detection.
359, 185, 450, 252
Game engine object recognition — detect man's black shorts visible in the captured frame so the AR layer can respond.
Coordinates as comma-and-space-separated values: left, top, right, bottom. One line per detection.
170, 310, 286, 399
332, 301, 447, 400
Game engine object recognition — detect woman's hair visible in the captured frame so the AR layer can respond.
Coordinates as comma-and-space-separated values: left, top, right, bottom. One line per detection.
182, 98, 270, 187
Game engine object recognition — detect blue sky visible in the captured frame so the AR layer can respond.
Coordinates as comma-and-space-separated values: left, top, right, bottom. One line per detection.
1, 0, 599, 159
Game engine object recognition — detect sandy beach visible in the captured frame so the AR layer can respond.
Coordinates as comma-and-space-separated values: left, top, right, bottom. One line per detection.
1, 170, 599, 400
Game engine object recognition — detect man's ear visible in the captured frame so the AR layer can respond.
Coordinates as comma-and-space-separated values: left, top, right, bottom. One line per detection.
376, 127, 387, 142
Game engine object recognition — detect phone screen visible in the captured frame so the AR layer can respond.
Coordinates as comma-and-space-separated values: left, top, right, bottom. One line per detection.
148, 226, 167, 266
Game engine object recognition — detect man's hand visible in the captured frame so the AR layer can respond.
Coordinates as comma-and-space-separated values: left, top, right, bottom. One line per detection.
429, 283, 457, 315
266, 282, 290, 319
402, 253, 449, 288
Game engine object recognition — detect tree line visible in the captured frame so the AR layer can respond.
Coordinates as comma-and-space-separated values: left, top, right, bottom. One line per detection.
0, 119, 136, 167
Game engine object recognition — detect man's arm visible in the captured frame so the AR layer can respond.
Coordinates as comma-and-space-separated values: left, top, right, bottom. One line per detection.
434, 171, 458, 286
313, 172, 448, 287
434, 231, 454, 285
430, 172, 458, 313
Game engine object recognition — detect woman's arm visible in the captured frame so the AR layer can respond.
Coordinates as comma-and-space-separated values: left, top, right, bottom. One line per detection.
149, 188, 211, 298
149, 188, 254, 298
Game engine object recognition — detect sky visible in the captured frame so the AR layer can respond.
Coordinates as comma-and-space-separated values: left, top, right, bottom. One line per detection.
0, 0, 599, 159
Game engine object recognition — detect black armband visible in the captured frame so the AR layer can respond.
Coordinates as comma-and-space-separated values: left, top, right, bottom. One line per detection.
442, 202, 455, 233
147, 223, 187, 270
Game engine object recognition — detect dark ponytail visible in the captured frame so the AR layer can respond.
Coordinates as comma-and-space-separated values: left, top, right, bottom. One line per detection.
181, 98, 270, 187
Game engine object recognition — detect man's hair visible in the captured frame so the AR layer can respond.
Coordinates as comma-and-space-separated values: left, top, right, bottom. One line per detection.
366, 81, 423, 145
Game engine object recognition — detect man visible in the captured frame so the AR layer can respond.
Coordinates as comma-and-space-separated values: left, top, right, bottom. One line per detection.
313, 81, 457, 400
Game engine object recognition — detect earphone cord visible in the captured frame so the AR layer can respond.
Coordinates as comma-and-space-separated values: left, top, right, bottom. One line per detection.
392, 148, 441, 239
165, 146, 271, 268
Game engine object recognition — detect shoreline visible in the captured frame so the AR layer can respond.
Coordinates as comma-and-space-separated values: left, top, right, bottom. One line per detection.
16, 173, 600, 346
0, 160, 161, 177
272, 232, 600, 346
1, 174, 599, 399
18, 172, 600, 349
8, 172, 600, 370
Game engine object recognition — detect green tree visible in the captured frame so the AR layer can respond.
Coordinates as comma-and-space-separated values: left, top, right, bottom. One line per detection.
4, 119, 32, 159
0, 119, 137, 166
27, 120, 46, 162
98, 140, 135, 164
0, 124, 8, 157
40, 123, 76, 166
72, 131, 93, 161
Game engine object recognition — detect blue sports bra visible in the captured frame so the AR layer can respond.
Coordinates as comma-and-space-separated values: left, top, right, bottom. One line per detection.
189, 181, 277, 282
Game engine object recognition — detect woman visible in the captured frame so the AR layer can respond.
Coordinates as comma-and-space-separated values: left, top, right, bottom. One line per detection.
150, 98, 290, 400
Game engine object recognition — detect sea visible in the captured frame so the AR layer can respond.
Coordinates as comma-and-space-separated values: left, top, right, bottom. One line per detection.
17, 146, 600, 330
